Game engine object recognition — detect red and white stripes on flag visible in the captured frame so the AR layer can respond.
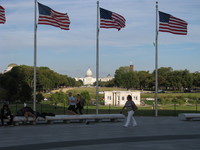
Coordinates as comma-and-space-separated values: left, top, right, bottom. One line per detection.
159, 11, 187, 35
0, 5, 6, 24
38, 3, 70, 30
100, 8, 126, 31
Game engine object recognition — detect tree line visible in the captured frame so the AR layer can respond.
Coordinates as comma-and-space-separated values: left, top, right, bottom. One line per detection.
99, 66, 200, 91
0, 65, 82, 103
0, 65, 200, 103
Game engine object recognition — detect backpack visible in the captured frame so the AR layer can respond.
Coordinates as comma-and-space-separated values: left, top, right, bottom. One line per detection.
80, 98, 85, 106
132, 102, 138, 111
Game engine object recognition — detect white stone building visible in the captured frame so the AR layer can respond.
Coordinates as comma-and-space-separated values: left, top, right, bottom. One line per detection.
104, 91, 140, 106
2, 64, 17, 74
75, 68, 113, 85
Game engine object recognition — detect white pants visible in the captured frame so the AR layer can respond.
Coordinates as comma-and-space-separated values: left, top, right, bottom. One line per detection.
124, 110, 137, 127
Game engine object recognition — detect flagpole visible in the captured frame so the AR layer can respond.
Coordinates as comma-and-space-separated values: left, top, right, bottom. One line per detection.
155, 1, 158, 117
33, 0, 37, 111
96, 1, 100, 114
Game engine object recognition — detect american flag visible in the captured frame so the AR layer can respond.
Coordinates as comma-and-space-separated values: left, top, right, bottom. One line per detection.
100, 8, 126, 31
159, 11, 187, 35
38, 3, 70, 30
0, 5, 6, 24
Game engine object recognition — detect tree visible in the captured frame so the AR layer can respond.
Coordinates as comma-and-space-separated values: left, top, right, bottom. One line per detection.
180, 69, 193, 89
193, 72, 200, 87
122, 71, 139, 90
167, 71, 183, 91
157, 67, 173, 90
98, 79, 114, 87
0, 65, 80, 103
137, 71, 151, 90
80, 91, 91, 104
36, 93, 44, 103
0, 87, 8, 102
114, 66, 130, 87
114, 66, 139, 89
0, 66, 32, 102
49, 91, 68, 105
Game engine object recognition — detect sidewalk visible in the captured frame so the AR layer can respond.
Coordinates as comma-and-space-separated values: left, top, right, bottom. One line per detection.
0, 116, 200, 150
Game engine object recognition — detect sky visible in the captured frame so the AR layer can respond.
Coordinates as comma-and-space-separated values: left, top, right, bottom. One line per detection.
0, 0, 199, 78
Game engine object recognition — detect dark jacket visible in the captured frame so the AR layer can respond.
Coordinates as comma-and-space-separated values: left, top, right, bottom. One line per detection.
0, 105, 12, 117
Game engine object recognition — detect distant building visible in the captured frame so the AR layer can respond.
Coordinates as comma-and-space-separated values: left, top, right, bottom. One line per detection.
2, 63, 17, 74
75, 68, 113, 85
130, 64, 134, 72
82, 68, 96, 85
104, 91, 140, 106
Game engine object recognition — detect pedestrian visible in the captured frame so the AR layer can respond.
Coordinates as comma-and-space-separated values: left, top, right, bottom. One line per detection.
76, 94, 85, 114
120, 95, 137, 127
68, 92, 77, 114
0, 104, 14, 126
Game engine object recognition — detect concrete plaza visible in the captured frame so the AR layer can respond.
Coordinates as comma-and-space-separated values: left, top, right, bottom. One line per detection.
0, 116, 200, 150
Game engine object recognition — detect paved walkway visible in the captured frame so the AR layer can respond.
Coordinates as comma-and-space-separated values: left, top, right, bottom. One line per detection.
0, 116, 200, 150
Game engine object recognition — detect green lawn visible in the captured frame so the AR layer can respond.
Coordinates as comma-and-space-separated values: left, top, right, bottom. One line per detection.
6, 87, 200, 116
141, 92, 200, 99
8, 103, 200, 117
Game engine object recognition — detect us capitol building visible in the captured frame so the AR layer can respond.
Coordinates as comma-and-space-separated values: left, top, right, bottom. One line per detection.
75, 68, 113, 86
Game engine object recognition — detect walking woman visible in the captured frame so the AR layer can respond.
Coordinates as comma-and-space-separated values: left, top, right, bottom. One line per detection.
120, 95, 137, 127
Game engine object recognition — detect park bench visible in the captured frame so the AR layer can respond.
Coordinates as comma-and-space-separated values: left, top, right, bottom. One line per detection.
2, 116, 45, 125
1, 114, 125, 125
45, 114, 125, 124
178, 113, 200, 121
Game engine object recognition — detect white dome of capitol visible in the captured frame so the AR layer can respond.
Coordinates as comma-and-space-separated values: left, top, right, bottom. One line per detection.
86, 68, 92, 77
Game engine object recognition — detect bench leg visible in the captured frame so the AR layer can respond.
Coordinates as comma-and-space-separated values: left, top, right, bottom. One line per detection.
186, 118, 192, 121
31, 121, 36, 125
110, 118, 117, 122
63, 120, 70, 124
14, 122, 19, 126
95, 119, 102, 122
79, 119, 86, 123
47, 120, 53, 124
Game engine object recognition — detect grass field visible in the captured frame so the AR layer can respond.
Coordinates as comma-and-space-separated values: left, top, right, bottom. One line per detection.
5, 87, 200, 117
8, 103, 200, 117
46, 87, 200, 102
141, 92, 200, 99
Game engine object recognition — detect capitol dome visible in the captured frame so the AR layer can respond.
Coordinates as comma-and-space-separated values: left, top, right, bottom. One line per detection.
86, 68, 93, 77
75, 68, 113, 85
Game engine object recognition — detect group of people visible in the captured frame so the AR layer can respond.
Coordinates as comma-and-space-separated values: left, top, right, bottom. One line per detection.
0, 93, 86, 126
68, 92, 85, 115
0, 103, 36, 126
1, 93, 137, 128
68, 92, 138, 127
